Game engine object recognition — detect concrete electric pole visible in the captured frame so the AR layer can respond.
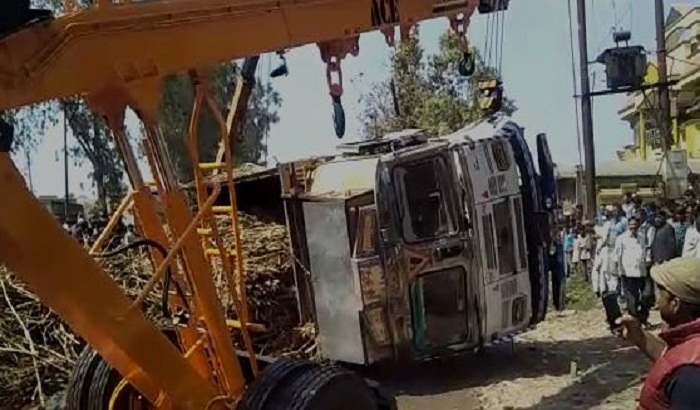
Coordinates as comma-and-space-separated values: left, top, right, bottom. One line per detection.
655, 0, 672, 152
576, 0, 597, 219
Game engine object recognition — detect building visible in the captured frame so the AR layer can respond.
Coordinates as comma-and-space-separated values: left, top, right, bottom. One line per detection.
38, 195, 84, 223
618, 4, 700, 161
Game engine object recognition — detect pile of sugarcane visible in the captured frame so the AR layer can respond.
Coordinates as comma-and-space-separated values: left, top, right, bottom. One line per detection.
0, 212, 315, 409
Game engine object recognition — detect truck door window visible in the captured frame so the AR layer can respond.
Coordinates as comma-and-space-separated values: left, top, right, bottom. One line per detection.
491, 140, 511, 172
394, 157, 455, 242
481, 213, 496, 269
493, 200, 516, 275
452, 150, 472, 231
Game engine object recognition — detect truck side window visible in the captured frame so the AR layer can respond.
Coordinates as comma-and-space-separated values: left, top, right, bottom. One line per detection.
491, 140, 511, 172
452, 150, 472, 230
395, 157, 455, 242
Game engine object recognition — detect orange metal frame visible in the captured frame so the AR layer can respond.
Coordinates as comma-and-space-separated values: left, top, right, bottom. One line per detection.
0, 0, 484, 407
0, 0, 478, 111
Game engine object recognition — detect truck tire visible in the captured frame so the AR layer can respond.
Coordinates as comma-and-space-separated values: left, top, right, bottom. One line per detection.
87, 358, 145, 410
285, 365, 379, 410
238, 358, 315, 410
66, 347, 100, 410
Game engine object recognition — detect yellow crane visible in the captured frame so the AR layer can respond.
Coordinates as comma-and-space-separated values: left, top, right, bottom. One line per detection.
0, 0, 508, 408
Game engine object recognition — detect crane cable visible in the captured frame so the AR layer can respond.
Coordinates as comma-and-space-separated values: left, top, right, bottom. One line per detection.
482, 1, 506, 77
566, 0, 584, 167
498, 0, 507, 75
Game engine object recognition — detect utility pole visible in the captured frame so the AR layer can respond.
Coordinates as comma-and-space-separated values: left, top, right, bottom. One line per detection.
63, 104, 70, 220
655, 0, 672, 152
576, 0, 597, 219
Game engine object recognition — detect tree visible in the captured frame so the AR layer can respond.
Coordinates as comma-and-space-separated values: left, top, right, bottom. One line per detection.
159, 62, 281, 184
0, 103, 59, 153
361, 30, 517, 138
63, 99, 126, 212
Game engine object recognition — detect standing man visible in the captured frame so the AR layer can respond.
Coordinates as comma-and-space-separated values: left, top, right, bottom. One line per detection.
622, 193, 636, 220
682, 206, 700, 258
615, 217, 649, 324
619, 257, 700, 409
595, 206, 623, 332
564, 227, 576, 277
639, 208, 656, 268
675, 206, 691, 252
652, 209, 678, 264
578, 222, 593, 282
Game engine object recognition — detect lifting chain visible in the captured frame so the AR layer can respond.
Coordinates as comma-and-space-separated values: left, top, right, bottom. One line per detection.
449, 14, 475, 77
318, 37, 359, 139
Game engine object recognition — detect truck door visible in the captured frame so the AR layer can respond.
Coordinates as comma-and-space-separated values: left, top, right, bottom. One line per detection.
460, 138, 531, 339
384, 149, 470, 353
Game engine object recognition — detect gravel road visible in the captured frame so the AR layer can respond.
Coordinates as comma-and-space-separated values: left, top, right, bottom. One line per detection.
387, 307, 656, 410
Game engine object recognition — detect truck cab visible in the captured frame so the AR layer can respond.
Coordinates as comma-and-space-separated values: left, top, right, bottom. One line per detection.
279, 119, 553, 365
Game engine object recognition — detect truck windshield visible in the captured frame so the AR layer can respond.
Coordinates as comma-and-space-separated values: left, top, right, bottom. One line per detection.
394, 157, 456, 242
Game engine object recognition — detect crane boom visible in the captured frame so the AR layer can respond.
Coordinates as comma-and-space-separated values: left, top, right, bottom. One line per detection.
0, 0, 477, 111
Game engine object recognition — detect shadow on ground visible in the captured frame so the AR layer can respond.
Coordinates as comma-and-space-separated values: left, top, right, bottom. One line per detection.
367, 333, 648, 410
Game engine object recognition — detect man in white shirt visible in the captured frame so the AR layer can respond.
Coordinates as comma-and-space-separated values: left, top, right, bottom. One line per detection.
594, 206, 619, 296
123, 224, 138, 246
614, 217, 648, 323
683, 206, 700, 258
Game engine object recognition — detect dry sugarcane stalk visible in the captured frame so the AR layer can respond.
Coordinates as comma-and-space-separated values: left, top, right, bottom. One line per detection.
0, 212, 317, 409
1, 279, 46, 408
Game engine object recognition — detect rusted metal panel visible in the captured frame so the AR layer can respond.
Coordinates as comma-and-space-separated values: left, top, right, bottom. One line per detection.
358, 260, 386, 306
362, 306, 392, 347
303, 201, 365, 364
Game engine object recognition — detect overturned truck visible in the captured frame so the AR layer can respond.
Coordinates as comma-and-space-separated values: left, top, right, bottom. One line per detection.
278, 117, 562, 365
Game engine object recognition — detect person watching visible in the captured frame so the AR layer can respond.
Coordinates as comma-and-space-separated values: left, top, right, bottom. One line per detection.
619, 257, 700, 409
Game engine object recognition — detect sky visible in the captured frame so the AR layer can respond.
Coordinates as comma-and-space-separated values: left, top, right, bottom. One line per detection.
16, 0, 685, 198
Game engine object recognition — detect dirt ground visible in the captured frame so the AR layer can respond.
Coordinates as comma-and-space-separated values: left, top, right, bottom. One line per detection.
387, 307, 658, 410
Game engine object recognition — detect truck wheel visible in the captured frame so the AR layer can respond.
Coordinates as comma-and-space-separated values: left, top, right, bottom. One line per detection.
66, 347, 146, 410
66, 347, 100, 410
285, 365, 379, 410
238, 358, 315, 410
87, 358, 145, 410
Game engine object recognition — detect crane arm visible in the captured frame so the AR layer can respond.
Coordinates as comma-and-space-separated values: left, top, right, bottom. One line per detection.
0, 0, 479, 111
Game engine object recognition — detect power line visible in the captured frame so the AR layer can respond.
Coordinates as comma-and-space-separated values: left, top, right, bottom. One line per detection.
498, 1, 507, 75
567, 0, 584, 167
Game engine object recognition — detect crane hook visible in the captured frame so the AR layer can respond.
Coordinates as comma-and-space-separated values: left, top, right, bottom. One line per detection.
270, 53, 289, 78
458, 50, 476, 77
332, 95, 345, 139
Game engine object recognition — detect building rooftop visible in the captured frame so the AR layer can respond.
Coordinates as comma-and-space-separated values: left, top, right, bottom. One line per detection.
558, 159, 700, 179
666, 4, 697, 29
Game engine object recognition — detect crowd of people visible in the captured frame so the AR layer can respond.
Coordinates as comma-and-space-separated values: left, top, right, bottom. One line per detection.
561, 192, 700, 408
58, 212, 137, 248
563, 192, 700, 331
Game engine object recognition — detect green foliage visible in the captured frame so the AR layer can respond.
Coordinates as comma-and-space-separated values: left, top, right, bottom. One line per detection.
565, 270, 598, 311
361, 30, 517, 138
0, 103, 59, 153
159, 61, 281, 183
63, 99, 126, 211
